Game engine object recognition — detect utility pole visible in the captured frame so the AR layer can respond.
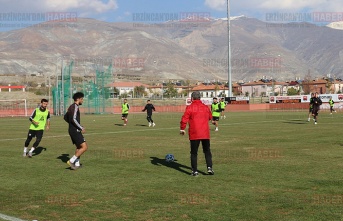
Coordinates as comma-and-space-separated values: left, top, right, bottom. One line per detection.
227, 0, 232, 97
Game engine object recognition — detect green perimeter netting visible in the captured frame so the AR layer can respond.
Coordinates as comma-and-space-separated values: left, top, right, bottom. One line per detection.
52, 61, 113, 115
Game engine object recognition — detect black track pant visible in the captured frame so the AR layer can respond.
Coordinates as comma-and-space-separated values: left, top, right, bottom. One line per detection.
190, 139, 212, 172
24, 129, 44, 148
147, 115, 153, 123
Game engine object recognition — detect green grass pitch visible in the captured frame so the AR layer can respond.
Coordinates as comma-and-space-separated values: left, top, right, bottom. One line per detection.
0, 111, 343, 221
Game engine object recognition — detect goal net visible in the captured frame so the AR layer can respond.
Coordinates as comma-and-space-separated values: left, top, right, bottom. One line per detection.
0, 99, 27, 117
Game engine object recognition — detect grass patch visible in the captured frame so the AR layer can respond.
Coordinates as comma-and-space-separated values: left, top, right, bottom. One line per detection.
0, 111, 343, 220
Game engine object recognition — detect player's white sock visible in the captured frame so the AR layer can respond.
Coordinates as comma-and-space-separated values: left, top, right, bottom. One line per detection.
70, 155, 78, 163
24, 147, 28, 153
29, 147, 35, 153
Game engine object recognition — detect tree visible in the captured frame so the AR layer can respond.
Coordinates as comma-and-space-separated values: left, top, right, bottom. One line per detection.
180, 90, 188, 97
103, 88, 110, 99
233, 90, 240, 96
119, 93, 128, 99
302, 70, 312, 94
27, 81, 38, 88
325, 78, 334, 93
164, 82, 178, 98
214, 83, 220, 97
113, 87, 119, 97
134, 85, 146, 98
287, 87, 299, 96
185, 79, 191, 97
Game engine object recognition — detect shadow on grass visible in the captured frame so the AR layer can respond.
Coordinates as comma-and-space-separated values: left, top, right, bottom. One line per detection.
57, 153, 69, 163
150, 157, 207, 175
150, 157, 191, 175
57, 153, 76, 170
114, 123, 124, 126
33, 146, 47, 156
135, 124, 148, 127
283, 119, 307, 124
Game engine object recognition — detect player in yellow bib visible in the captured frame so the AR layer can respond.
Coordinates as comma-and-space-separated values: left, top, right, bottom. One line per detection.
211, 97, 222, 131
121, 99, 130, 126
23, 99, 50, 157
329, 97, 336, 114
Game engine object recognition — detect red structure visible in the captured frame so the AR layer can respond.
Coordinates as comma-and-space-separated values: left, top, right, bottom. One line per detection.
0, 85, 26, 92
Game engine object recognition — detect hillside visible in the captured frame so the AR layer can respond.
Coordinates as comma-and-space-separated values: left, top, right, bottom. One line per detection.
0, 17, 342, 83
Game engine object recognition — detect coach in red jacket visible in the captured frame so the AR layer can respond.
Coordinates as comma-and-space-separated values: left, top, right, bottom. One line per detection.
180, 91, 214, 176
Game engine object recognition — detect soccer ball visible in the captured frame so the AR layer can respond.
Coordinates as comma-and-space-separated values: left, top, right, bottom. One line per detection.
165, 154, 175, 162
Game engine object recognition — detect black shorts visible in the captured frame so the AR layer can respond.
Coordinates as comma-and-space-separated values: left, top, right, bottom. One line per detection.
312, 108, 319, 116
68, 128, 86, 147
27, 129, 44, 139
220, 109, 225, 112
121, 114, 128, 119
212, 116, 220, 121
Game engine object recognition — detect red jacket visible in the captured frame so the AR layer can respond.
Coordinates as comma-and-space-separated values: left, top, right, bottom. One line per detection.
180, 100, 212, 140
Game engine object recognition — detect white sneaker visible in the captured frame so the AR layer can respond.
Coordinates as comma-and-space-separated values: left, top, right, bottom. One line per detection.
330, 113, 332, 115
307, 118, 310, 122
224, 115, 226, 119
207, 167, 214, 175
315, 122, 317, 125
215, 127, 218, 131
191, 171, 199, 176
23, 152, 27, 157
148, 123, 152, 127
152, 123, 156, 127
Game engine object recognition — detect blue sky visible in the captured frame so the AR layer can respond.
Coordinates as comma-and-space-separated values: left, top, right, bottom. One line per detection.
108, 0, 226, 22
0, 0, 343, 31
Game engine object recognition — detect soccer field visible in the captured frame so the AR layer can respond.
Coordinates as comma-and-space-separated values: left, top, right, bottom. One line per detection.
0, 111, 343, 221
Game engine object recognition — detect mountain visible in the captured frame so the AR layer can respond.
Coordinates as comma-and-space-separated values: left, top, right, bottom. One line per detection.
0, 17, 342, 83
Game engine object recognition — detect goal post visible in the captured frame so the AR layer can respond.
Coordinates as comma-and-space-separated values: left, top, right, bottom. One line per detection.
0, 99, 28, 117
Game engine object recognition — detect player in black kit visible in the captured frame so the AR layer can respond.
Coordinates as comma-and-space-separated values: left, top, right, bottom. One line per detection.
64, 92, 88, 170
310, 92, 322, 125
142, 100, 156, 127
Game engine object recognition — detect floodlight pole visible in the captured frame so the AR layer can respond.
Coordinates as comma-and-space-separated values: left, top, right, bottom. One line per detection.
61, 58, 64, 115
227, 0, 232, 97
48, 72, 51, 110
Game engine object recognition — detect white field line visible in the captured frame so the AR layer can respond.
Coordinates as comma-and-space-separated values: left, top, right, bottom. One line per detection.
0, 213, 27, 221
0, 119, 288, 142
1, 116, 342, 143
